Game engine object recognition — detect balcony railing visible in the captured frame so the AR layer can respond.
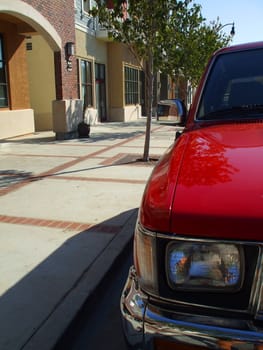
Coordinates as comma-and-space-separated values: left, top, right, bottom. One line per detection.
95, 19, 112, 41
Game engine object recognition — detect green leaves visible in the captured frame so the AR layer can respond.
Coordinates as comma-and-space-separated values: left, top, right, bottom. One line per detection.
91, 0, 232, 160
91, 0, 232, 84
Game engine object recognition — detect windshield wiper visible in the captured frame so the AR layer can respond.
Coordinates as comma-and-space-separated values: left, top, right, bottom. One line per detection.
199, 104, 263, 120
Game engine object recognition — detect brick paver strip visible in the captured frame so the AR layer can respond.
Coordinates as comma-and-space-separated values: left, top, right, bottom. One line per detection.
0, 130, 151, 196
49, 175, 146, 184
0, 215, 122, 233
0, 126, 169, 238
2, 153, 79, 159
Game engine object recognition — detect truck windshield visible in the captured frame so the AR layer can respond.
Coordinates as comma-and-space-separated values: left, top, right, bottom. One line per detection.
196, 48, 263, 121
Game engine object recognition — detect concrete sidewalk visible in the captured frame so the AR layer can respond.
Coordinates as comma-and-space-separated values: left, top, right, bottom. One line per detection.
0, 119, 178, 350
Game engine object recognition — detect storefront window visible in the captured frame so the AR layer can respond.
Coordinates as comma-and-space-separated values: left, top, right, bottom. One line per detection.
0, 35, 8, 108
125, 66, 139, 105
80, 59, 93, 107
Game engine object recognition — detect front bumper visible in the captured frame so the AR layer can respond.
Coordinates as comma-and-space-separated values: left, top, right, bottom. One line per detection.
120, 266, 263, 350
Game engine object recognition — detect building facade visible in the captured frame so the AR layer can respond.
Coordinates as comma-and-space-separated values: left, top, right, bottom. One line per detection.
0, 0, 82, 140
0, 0, 144, 139
75, 0, 142, 124
0, 0, 181, 140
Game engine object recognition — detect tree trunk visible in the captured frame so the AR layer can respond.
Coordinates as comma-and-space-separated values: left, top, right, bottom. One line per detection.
143, 53, 154, 162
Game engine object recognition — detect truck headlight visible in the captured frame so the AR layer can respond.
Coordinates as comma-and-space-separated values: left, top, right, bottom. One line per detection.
166, 241, 244, 292
134, 222, 158, 295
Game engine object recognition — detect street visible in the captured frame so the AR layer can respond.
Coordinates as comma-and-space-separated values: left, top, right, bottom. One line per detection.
54, 242, 133, 350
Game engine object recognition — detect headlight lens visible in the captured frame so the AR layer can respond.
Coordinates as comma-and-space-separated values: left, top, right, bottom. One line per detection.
166, 241, 243, 292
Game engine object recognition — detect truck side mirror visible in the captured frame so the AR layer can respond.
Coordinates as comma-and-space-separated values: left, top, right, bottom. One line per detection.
174, 98, 187, 126
157, 98, 187, 126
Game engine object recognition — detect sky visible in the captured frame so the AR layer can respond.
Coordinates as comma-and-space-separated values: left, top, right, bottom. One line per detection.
194, 0, 263, 45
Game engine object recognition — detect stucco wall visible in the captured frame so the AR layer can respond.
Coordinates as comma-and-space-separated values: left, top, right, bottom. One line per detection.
22, 0, 78, 100
26, 35, 56, 130
76, 30, 107, 62
109, 105, 141, 122
108, 42, 125, 108
0, 110, 34, 139
108, 42, 142, 121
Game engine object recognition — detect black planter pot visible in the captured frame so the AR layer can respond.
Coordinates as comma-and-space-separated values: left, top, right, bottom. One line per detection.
78, 122, 90, 138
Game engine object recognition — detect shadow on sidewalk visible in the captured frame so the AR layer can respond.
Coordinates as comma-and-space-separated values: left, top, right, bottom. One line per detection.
0, 169, 33, 188
0, 121, 149, 145
0, 209, 137, 350
1, 131, 146, 144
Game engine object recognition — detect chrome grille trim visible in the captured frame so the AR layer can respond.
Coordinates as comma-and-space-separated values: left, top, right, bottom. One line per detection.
253, 248, 263, 320
156, 232, 262, 246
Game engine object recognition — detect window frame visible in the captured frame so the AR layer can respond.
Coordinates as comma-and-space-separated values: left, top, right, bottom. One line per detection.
124, 65, 140, 105
80, 59, 94, 108
0, 34, 9, 108
82, 0, 91, 13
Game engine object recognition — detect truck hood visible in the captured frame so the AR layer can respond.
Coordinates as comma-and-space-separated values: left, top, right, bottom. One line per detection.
172, 122, 263, 240
140, 123, 263, 240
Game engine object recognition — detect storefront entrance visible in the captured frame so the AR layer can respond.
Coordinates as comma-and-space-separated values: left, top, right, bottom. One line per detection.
95, 63, 106, 122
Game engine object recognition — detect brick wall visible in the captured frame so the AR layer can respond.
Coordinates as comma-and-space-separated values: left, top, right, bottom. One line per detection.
22, 0, 78, 100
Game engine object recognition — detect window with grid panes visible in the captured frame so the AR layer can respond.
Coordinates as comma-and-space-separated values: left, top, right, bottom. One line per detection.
125, 66, 139, 105
80, 60, 93, 107
0, 35, 8, 107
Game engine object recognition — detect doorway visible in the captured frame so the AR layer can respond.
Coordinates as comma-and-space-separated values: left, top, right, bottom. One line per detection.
95, 63, 106, 122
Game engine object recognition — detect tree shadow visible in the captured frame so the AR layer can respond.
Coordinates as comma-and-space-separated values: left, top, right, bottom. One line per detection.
0, 130, 145, 144
0, 170, 33, 188
0, 121, 148, 144
0, 133, 56, 144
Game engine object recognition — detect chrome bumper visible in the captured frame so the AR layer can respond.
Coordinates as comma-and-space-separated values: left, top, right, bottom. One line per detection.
120, 266, 263, 350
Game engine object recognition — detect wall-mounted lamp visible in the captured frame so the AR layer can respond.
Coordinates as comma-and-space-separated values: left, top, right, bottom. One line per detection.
66, 42, 75, 56
65, 42, 75, 71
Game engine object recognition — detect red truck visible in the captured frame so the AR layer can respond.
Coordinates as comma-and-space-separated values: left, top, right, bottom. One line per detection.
121, 42, 263, 350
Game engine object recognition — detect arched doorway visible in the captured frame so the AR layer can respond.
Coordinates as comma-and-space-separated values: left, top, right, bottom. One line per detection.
0, 0, 61, 138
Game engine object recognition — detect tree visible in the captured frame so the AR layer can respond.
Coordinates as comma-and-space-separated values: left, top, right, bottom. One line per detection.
162, 17, 232, 87
91, 0, 231, 161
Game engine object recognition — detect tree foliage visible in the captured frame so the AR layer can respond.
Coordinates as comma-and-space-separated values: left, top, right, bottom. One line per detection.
163, 17, 231, 86
91, 0, 232, 160
92, 1, 231, 84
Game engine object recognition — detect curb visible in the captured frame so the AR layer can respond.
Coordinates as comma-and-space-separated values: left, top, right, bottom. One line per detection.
22, 209, 137, 350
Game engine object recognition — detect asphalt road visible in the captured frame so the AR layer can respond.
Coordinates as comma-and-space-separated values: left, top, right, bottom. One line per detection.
54, 242, 133, 350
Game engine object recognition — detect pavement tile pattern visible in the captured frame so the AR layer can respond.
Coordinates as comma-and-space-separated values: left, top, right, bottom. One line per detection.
0, 119, 177, 350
